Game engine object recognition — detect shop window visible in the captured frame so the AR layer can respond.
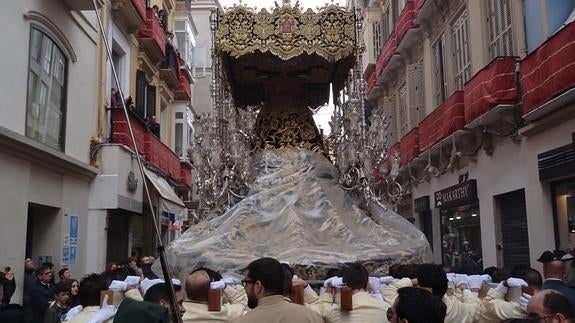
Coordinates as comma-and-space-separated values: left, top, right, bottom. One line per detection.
26, 28, 67, 151
553, 180, 575, 250
441, 206, 482, 273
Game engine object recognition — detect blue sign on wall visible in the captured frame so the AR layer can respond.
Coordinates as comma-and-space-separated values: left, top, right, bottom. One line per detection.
70, 215, 79, 245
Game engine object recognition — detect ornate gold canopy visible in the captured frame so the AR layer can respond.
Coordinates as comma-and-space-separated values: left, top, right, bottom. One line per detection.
217, 3, 356, 62
216, 3, 357, 108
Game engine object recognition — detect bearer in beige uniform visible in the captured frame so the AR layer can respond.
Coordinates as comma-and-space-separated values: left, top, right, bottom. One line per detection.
231, 257, 323, 323
308, 262, 390, 323
182, 268, 247, 322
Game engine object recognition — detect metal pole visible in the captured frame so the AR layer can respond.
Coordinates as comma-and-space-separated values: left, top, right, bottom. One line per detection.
90, 1, 182, 322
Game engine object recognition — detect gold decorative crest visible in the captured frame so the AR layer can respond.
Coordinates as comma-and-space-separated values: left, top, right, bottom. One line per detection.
217, 3, 356, 62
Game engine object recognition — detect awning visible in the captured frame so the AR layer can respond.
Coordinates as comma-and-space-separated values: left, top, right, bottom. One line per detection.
143, 168, 186, 220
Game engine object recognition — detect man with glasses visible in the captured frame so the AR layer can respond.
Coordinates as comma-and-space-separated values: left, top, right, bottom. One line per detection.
386, 287, 446, 323
29, 264, 54, 322
525, 289, 574, 323
233, 257, 323, 323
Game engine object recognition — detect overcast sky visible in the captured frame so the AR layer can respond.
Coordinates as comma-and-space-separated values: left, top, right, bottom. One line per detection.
218, 0, 345, 134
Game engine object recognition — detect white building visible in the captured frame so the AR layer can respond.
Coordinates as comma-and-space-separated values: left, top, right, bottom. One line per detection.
0, 0, 100, 303
361, 0, 575, 271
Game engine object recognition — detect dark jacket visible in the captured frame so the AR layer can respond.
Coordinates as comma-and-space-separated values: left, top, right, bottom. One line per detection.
542, 279, 575, 313
1, 274, 16, 304
29, 281, 54, 322
113, 298, 169, 323
43, 302, 69, 323
23, 270, 36, 308
0, 304, 34, 323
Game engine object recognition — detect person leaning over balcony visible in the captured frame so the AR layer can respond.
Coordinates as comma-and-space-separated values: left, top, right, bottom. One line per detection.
147, 115, 160, 139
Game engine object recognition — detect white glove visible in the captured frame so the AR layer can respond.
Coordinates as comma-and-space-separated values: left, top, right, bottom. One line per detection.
292, 274, 299, 281
108, 280, 128, 292
88, 295, 117, 323
64, 305, 83, 321
494, 282, 508, 295
467, 275, 489, 289
506, 278, 528, 288
520, 293, 531, 310
368, 277, 382, 294
480, 274, 492, 284
379, 276, 395, 285
454, 274, 469, 287
210, 280, 226, 289
124, 276, 140, 287
324, 276, 343, 287
222, 274, 242, 285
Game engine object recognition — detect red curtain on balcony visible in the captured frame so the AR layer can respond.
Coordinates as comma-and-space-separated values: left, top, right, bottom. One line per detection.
419, 91, 465, 152
376, 31, 397, 77
414, 0, 426, 12
522, 21, 575, 114
139, 8, 166, 54
396, 1, 417, 42
400, 128, 419, 165
111, 109, 147, 154
367, 70, 377, 94
464, 57, 518, 124
180, 162, 192, 188
131, 0, 146, 21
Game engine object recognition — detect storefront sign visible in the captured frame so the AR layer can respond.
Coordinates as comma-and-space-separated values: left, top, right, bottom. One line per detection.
434, 179, 478, 208
414, 196, 430, 213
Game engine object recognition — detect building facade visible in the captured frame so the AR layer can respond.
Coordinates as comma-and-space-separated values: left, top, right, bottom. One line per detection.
0, 0, 101, 303
361, 0, 575, 271
89, 0, 195, 267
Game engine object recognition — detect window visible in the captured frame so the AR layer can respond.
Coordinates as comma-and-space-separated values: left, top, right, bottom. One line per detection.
487, 0, 514, 59
175, 122, 183, 156
372, 21, 383, 59
433, 34, 447, 105
135, 70, 156, 119
383, 95, 398, 145
26, 28, 67, 150
382, 9, 391, 40
397, 84, 408, 137
452, 10, 471, 90
407, 62, 425, 129
193, 46, 207, 77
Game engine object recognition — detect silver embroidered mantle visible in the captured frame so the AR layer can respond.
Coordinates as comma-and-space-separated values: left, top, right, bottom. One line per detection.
165, 148, 431, 277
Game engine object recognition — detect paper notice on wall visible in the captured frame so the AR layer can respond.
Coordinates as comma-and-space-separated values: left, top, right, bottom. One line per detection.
69, 245, 77, 265
62, 245, 70, 265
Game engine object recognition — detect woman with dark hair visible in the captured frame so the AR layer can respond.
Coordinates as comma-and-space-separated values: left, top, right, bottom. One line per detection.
67, 279, 80, 308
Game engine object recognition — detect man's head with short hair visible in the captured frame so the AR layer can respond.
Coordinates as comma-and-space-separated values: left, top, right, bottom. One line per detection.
342, 262, 368, 291
36, 264, 53, 284
144, 282, 185, 319
243, 257, 284, 309
511, 266, 543, 291
527, 290, 573, 322
78, 273, 108, 307
58, 268, 71, 281
53, 281, 71, 306
25, 258, 35, 271
391, 287, 446, 323
417, 264, 448, 297
281, 263, 294, 298
185, 270, 211, 303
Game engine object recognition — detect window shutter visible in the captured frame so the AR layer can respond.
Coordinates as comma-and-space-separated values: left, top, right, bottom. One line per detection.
397, 84, 408, 138
146, 85, 156, 118
453, 11, 471, 90
488, 0, 513, 59
407, 62, 425, 129
383, 95, 398, 145
136, 70, 147, 118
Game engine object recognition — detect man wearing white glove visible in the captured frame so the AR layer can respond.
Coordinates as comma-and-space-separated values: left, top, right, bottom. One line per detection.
182, 268, 247, 322
67, 273, 115, 323
476, 268, 542, 323
308, 262, 390, 323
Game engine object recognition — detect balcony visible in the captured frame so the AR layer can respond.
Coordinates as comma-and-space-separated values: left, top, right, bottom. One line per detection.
464, 57, 518, 128
139, 8, 167, 62
111, 0, 146, 33
111, 109, 186, 185
399, 128, 420, 166
396, 1, 420, 53
180, 161, 192, 188
414, 0, 436, 24
111, 109, 147, 154
175, 70, 192, 101
375, 31, 401, 82
522, 21, 575, 121
160, 44, 180, 89
418, 91, 465, 152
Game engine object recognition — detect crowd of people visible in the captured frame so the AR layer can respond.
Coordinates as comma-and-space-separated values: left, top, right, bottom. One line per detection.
1, 249, 575, 322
